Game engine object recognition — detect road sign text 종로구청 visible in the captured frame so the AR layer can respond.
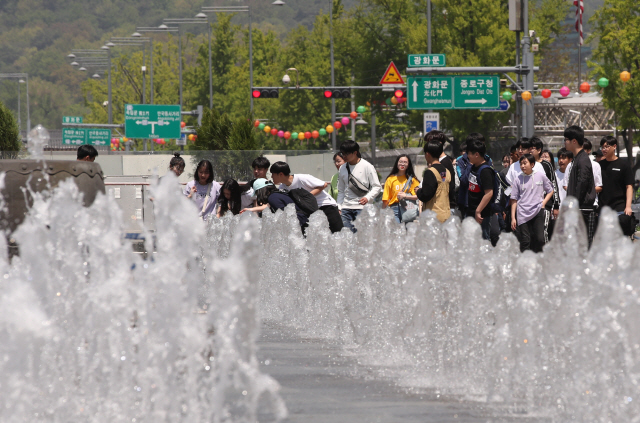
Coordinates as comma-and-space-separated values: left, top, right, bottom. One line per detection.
453, 76, 499, 109
124, 104, 182, 140
408, 54, 446, 68
407, 75, 500, 110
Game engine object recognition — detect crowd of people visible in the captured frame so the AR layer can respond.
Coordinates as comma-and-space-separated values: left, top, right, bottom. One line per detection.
155, 125, 637, 252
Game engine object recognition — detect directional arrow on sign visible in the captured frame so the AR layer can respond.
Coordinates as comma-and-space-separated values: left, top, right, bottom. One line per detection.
412, 80, 418, 102
465, 98, 488, 105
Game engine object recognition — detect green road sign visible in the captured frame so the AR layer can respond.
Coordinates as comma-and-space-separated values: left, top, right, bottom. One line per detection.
407, 76, 454, 110
408, 54, 446, 68
86, 128, 111, 146
453, 75, 499, 109
124, 104, 182, 139
63, 116, 83, 124
62, 128, 86, 145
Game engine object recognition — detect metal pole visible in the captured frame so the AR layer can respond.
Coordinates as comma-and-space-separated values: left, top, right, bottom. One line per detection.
208, 17, 213, 109
17, 81, 21, 134
26, 76, 30, 133
142, 48, 146, 104
427, 0, 432, 54
521, 0, 534, 138
330, 0, 336, 150
107, 50, 112, 125
578, 45, 582, 88
516, 31, 521, 139
371, 110, 376, 160
150, 40, 154, 104
178, 26, 183, 108
249, 5, 254, 114
351, 80, 355, 141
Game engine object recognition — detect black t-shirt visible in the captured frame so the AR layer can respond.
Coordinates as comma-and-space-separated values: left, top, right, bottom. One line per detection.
599, 159, 634, 211
467, 164, 494, 217
439, 155, 457, 208
416, 163, 447, 204
267, 192, 309, 227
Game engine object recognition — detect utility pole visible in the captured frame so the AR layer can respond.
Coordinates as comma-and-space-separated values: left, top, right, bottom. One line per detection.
521, 0, 534, 138
330, 0, 336, 152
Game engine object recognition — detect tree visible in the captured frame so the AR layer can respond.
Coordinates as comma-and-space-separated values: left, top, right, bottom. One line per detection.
0, 100, 21, 158
589, 0, 640, 163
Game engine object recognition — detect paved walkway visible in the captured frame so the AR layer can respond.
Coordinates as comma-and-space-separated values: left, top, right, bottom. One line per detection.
257, 323, 550, 423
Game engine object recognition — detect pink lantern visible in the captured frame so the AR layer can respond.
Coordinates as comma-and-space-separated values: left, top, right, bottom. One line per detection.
278, 130, 285, 138
559, 86, 571, 97
341, 117, 350, 126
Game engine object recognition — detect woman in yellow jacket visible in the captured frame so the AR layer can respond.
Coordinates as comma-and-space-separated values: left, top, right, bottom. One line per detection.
382, 154, 420, 223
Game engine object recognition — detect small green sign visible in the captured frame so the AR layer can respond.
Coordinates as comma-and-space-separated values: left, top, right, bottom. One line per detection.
63, 116, 83, 124
62, 128, 86, 145
124, 104, 182, 139
453, 76, 500, 109
408, 54, 446, 68
407, 76, 454, 110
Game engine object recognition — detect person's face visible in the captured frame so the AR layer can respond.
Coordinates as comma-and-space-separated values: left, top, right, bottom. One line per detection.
520, 158, 533, 174
558, 156, 570, 172
223, 189, 231, 200
468, 151, 482, 165
521, 147, 531, 155
502, 157, 511, 169
253, 167, 268, 179
397, 157, 409, 172
343, 151, 358, 163
601, 143, 616, 159
197, 167, 210, 184
516, 145, 524, 158
541, 152, 551, 163
334, 155, 345, 171
271, 172, 286, 185
565, 138, 577, 153
510, 151, 519, 163
171, 165, 184, 177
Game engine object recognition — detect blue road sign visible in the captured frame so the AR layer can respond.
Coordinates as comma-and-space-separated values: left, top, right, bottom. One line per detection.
480, 100, 511, 112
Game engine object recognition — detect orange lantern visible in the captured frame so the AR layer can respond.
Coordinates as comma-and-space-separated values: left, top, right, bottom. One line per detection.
350, 111, 358, 119
326, 125, 334, 134
521, 91, 532, 101
312, 130, 319, 139
254, 120, 260, 127
579, 82, 590, 93
621, 71, 631, 83
180, 121, 186, 128
263, 125, 271, 133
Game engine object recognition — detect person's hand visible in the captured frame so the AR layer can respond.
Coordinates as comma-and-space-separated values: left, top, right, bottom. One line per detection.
475, 210, 483, 224
359, 197, 369, 205
511, 217, 517, 231
188, 185, 197, 198
553, 209, 559, 219
397, 192, 406, 200
239, 208, 250, 214
625, 206, 633, 216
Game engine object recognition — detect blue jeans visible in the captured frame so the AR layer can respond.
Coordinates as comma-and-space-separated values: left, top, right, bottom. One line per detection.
390, 204, 402, 223
341, 208, 362, 233
463, 208, 494, 245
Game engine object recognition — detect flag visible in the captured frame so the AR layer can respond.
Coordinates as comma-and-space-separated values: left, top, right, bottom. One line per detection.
574, 0, 584, 46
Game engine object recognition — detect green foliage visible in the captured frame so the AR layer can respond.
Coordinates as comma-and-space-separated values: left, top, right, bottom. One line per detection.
0, 100, 21, 157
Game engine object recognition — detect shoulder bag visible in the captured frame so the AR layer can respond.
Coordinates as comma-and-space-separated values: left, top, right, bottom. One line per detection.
199, 183, 212, 221
398, 176, 419, 223
346, 163, 371, 197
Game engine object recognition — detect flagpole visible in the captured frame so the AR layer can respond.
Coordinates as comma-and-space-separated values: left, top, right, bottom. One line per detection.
578, 44, 581, 88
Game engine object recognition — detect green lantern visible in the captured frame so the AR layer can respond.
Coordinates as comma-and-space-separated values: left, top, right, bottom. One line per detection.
291, 132, 298, 140
357, 105, 366, 113
258, 123, 265, 130
385, 98, 392, 105
502, 91, 513, 101
319, 128, 327, 136
598, 77, 609, 88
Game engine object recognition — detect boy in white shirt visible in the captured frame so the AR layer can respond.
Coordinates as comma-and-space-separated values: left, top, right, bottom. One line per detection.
270, 161, 344, 233
505, 138, 544, 195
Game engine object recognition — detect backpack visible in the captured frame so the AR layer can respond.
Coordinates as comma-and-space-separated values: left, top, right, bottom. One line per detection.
457, 153, 495, 208
494, 170, 510, 213
474, 163, 505, 213
286, 188, 319, 216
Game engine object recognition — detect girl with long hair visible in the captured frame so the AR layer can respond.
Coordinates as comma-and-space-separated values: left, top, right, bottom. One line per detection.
183, 159, 220, 221
217, 179, 242, 217
382, 154, 420, 223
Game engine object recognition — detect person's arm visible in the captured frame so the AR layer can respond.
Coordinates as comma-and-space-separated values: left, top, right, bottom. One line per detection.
510, 198, 518, 231
309, 182, 328, 196
475, 188, 493, 224
381, 178, 392, 208
361, 164, 382, 205
240, 203, 269, 214
545, 163, 561, 215
577, 161, 594, 202
216, 205, 222, 218
541, 191, 554, 209
541, 174, 554, 209
337, 168, 346, 206
625, 185, 634, 216
416, 170, 438, 203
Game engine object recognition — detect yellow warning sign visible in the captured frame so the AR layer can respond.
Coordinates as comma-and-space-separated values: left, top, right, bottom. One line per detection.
380, 61, 404, 85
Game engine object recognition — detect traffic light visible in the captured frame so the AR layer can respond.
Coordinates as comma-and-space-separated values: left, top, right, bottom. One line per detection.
252, 88, 279, 98
323, 88, 351, 99
394, 88, 407, 98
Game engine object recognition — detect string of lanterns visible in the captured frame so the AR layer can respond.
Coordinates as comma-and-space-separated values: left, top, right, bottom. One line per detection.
255, 106, 368, 145
109, 121, 197, 150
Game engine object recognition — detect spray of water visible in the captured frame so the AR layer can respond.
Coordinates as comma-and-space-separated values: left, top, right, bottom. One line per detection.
0, 174, 286, 422
207, 200, 640, 423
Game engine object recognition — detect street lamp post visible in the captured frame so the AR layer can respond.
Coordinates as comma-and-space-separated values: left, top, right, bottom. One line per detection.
135, 26, 179, 105
69, 50, 111, 123
109, 38, 151, 104
0, 73, 30, 133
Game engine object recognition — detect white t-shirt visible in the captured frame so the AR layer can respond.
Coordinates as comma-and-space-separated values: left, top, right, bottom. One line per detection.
241, 191, 254, 209
279, 174, 337, 208
505, 160, 544, 196
183, 180, 221, 220
555, 169, 567, 203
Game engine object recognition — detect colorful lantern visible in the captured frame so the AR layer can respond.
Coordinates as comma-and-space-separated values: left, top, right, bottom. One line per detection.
258, 123, 265, 130
326, 125, 334, 134
621, 71, 631, 83
284, 131, 291, 139
521, 91, 532, 101
334, 121, 342, 129
559, 86, 571, 97
579, 82, 590, 93
188, 134, 194, 141
502, 91, 513, 101
277, 130, 284, 138
180, 122, 186, 128
270, 128, 278, 136
312, 130, 319, 139
264, 125, 271, 133
350, 111, 358, 119
291, 132, 298, 140
598, 77, 609, 88
341, 117, 350, 126
297, 132, 305, 140
319, 128, 327, 136
303, 131, 310, 139
541, 89, 552, 99
357, 105, 366, 113
254, 120, 260, 127
391, 96, 399, 105
122, 137, 129, 142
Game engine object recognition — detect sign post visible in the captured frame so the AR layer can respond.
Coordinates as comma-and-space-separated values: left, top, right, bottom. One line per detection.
453, 76, 500, 109
423, 112, 440, 134
124, 104, 182, 140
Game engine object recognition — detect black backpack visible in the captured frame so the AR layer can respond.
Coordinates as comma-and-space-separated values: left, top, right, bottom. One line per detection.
286, 188, 319, 216
473, 163, 506, 213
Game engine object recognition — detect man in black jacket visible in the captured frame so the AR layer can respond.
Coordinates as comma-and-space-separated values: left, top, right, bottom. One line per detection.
564, 126, 597, 247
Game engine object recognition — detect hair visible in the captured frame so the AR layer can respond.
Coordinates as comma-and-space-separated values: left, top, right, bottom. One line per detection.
564, 125, 585, 146
255, 184, 278, 206
515, 138, 524, 148
465, 132, 486, 145
339, 140, 361, 158
593, 149, 604, 158
502, 154, 511, 163
600, 135, 617, 147
424, 130, 449, 146
542, 149, 556, 171
520, 138, 532, 150
333, 152, 345, 162
460, 142, 468, 153
519, 153, 536, 165
252, 156, 270, 170
169, 152, 185, 171
270, 161, 291, 176
509, 144, 517, 154
424, 140, 444, 159
388, 154, 419, 181
77, 145, 98, 160
530, 136, 544, 152
557, 148, 574, 160
194, 160, 214, 184
218, 179, 242, 215
583, 139, 593, 151
466, 138, 486, 157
